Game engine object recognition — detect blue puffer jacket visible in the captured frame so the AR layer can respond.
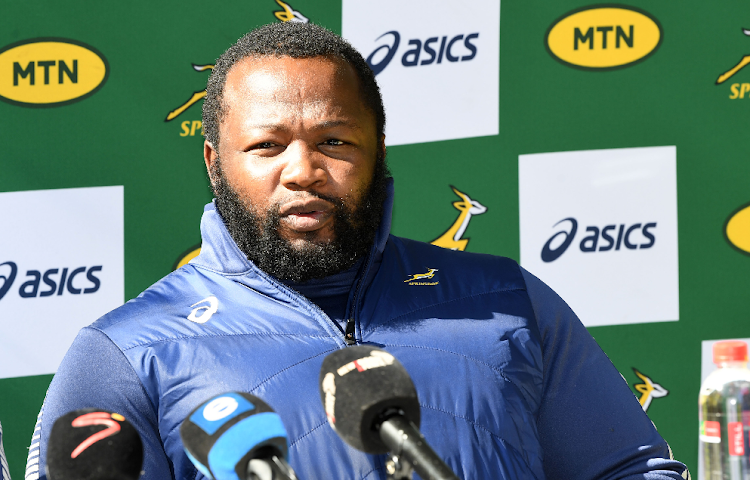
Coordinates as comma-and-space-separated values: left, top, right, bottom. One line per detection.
30, 184, 688, 480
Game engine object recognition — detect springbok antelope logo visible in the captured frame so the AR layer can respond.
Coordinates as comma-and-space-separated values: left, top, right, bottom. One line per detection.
633, 368, 669, 412
164, 0, 309, 123
716, 28, 750, 84
404, 268, 438, 283
431, 186, 487, 251
273, 0, 309, 23
165, 64, 213, 122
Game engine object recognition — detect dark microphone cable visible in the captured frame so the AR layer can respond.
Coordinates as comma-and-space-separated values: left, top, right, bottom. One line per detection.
46, 409, 143, 480
180, 392, 298, 480
319, 345, 459, 480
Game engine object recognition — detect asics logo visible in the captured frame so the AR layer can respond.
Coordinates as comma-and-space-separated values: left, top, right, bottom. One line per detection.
0, 261, 17, 301
188, 296, 218, 324
366, 30, 480, 76
0, 261, 103, 301
541, 217, 657, 262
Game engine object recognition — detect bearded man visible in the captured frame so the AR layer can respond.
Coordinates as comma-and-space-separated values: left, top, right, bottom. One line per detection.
30, 22, 689, 480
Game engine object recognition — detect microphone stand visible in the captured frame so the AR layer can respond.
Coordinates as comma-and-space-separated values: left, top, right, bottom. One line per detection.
245, 448, 298, 480
379, 415, 459, 480
385, 452, 414, 480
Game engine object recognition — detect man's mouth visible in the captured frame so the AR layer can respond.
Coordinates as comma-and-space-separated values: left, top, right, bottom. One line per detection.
279, 198, 335, 232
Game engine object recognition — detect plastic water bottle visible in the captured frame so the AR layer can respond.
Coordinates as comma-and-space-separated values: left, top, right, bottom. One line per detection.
700, 340, 750, 479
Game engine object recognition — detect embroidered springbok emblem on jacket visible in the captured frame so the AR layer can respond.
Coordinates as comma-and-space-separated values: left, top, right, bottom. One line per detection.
404, 268, 439, 283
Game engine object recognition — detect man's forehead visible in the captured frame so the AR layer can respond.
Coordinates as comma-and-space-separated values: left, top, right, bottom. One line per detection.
220, 54, 372, 128
225, 55, 358, 96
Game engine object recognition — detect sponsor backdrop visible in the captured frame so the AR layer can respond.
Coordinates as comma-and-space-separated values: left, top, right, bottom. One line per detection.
0, 187, 124, 379
1, 0, 749, 477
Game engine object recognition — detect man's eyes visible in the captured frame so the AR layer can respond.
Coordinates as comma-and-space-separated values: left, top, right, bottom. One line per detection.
246, 142, 283, 153
248, 139, 346, 151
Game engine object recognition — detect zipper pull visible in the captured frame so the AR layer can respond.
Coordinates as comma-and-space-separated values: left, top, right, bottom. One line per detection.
345, 318, 356, 345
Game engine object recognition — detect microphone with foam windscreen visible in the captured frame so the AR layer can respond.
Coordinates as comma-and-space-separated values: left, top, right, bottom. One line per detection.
46, 409, 143, 480
319, 346, 459, 480
180, 392, 298, 480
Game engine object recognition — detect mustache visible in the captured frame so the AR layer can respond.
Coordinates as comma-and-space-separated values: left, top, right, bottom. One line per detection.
269, 191, 346, 213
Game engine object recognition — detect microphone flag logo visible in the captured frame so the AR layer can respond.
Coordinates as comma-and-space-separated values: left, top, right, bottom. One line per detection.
202, 397, 239, 422
70, 412, 124, 458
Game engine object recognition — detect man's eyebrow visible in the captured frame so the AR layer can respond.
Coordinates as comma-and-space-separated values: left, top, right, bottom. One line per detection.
245, 123, 287, 131
313, 119, 362, 130
245, 120, 363, 131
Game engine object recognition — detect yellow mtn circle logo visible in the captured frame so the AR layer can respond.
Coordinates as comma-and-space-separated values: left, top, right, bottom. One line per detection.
725, 203, 750, 255
0, 38, 108, 107
545, 5, 662, 70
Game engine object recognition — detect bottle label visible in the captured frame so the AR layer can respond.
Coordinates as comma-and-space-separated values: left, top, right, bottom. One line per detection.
729, 421, 745, 456
700, 420, 721, 444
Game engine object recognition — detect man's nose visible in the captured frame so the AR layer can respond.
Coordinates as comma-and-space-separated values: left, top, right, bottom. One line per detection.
280, 141, 327, 190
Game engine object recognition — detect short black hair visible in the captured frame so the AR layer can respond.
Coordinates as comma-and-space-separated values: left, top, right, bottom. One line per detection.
203, 22, 385, 152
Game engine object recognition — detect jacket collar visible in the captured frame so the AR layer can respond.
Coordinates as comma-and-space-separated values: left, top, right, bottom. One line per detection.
191, 178, 394, 278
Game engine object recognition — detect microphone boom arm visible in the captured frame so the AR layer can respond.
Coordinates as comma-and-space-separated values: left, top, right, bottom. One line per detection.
379, 416, 459, 480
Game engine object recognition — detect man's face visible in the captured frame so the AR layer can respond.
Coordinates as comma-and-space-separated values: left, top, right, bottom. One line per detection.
204, 55, 386, 281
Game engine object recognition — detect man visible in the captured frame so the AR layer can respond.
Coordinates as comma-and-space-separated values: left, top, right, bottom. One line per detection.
31, 22, 689, 479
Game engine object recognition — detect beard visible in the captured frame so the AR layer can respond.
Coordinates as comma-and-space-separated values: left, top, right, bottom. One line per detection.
211, 155, 390, 283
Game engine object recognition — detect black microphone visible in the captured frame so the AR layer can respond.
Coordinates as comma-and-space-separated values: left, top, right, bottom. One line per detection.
180, 392, 298, 480
46, 409, 143, 480
319, 346, 459, 480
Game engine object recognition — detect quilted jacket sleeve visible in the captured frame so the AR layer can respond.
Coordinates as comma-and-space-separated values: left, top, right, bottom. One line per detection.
521, 267, 690, 480
28, 327, 174, 480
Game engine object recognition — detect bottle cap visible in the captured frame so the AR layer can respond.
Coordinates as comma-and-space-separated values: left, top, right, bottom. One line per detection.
713, 340, 749, 364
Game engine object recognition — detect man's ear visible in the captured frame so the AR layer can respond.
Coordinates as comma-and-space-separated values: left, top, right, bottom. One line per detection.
204, 140, 218, 185
379, 135, 386, 160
